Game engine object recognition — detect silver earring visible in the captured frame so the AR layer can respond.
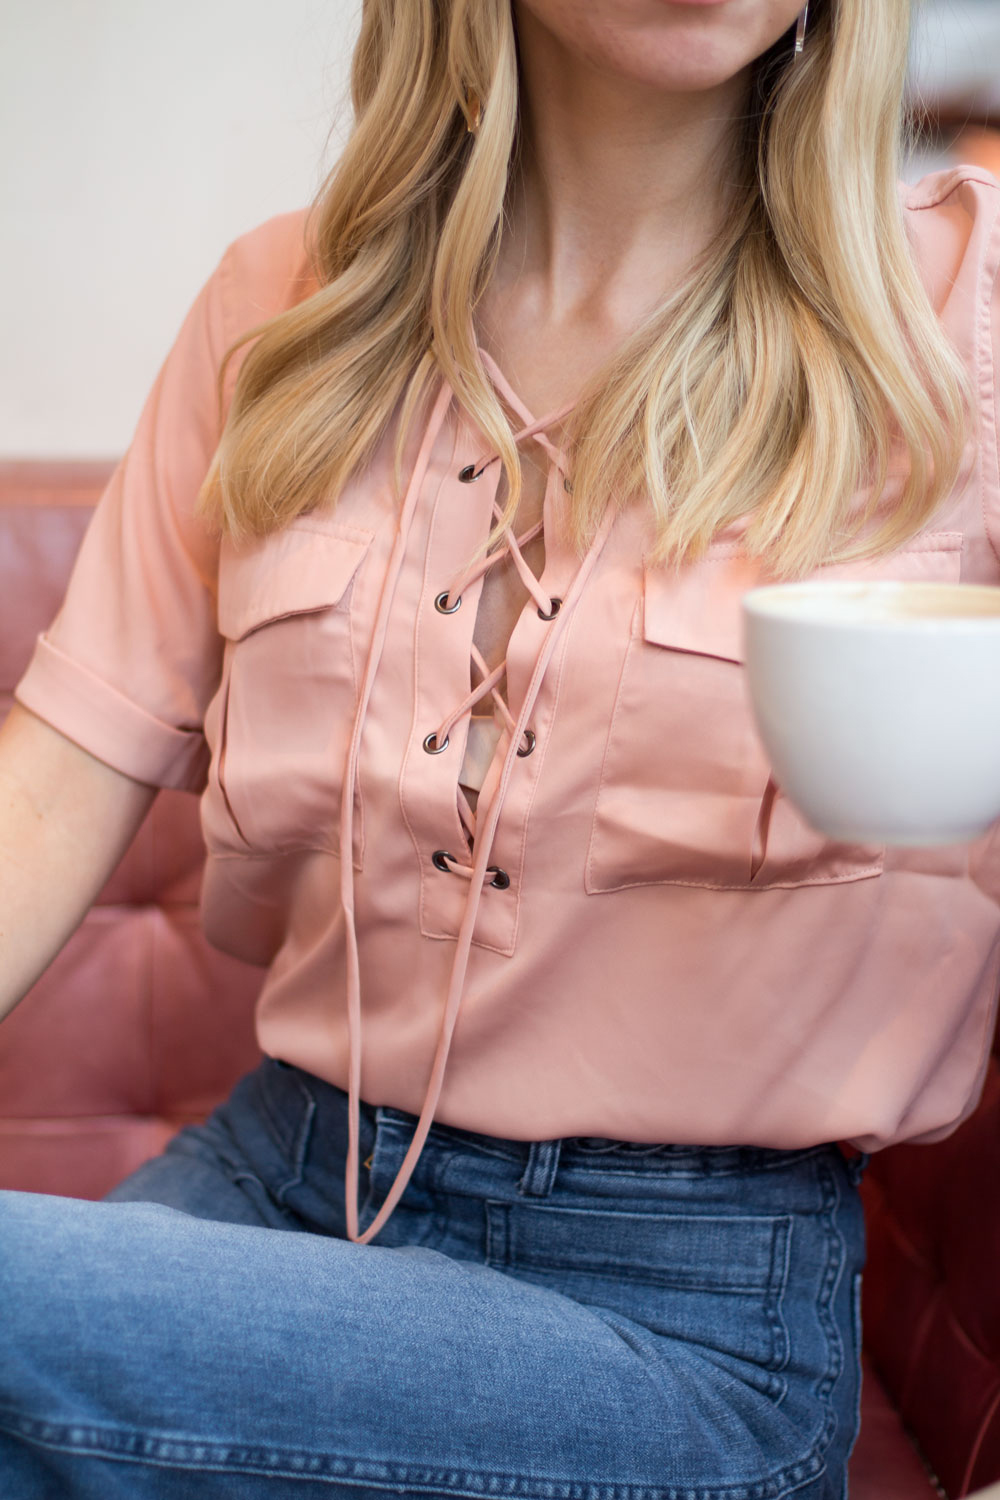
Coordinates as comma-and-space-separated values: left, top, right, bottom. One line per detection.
794, 2, 809, 56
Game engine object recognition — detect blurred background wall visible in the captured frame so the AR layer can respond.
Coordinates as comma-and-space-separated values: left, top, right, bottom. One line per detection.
1, 0, 997, 460
0, 0, 359, 458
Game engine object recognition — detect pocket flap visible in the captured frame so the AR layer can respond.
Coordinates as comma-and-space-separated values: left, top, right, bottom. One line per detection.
642, 552, 763, 664
218, 525, 374, 641
642, 532, 964, 666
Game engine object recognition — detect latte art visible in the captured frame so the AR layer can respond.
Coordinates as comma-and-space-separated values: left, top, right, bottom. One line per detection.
751, 581, 1000, 624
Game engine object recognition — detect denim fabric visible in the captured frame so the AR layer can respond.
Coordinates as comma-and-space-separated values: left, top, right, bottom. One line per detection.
0, 1058, 868, 1500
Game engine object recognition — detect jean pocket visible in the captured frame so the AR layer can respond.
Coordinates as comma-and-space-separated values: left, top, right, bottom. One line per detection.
485, 1200, 793, 1375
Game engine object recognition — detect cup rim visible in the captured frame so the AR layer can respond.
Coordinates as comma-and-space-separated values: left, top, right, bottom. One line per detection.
742, 579, 1000, 627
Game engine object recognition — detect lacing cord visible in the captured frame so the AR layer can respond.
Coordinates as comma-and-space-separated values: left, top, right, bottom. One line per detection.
339, 379, 456, 1246
338, 376, 616, 1245
438, 514, 546, 618
426, 426, 570, 853
459, 402, 576, 484
428, 510, 549, 751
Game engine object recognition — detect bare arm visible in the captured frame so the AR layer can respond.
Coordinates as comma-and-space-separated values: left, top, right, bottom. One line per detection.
0, 702, 157, 1024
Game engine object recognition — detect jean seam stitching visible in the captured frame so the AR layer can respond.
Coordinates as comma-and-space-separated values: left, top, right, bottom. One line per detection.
554, 1145, 835, 1181
273, 1078, 318, 1202
764, 1214, 793, 1404
255, 1065, 297, 1157
0, 1409, 836, 1500
808, 1155, 848, 1468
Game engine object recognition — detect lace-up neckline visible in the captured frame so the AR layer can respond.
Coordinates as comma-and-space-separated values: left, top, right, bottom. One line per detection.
428, 396, 576, 852
337, 363, 615, 1243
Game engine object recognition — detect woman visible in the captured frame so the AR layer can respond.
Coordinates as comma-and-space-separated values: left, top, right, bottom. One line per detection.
1, 1, 997, 1496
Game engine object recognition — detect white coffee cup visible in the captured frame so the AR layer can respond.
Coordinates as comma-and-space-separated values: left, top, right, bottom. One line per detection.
741, 580, 1000, 846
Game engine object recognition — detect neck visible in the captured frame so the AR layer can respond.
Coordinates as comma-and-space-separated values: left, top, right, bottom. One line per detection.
498, 6, 749, 328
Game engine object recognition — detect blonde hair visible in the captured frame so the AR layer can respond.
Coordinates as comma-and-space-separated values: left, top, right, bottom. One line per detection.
198, 0, 974, 580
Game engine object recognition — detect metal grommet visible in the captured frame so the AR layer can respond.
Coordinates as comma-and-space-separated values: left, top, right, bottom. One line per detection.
423, 731, 450, 754
487, 866, 510, 890
517, 730, 536, 757
563, 476, 573, 494
432, 849, 456, 872
435, 590, 462, 614
537, 597, 562, 620
458, 464, 482, 483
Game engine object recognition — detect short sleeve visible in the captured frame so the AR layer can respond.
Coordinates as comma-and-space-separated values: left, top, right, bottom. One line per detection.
13, 247, 234, 792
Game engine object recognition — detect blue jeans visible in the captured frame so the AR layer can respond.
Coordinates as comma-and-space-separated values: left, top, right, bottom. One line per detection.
0, 1057, 868, 1499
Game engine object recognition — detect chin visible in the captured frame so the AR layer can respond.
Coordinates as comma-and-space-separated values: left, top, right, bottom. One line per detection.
577, 36, 754, 94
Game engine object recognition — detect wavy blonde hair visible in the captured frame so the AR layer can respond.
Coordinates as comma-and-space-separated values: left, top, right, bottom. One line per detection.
198, 0, 974, 580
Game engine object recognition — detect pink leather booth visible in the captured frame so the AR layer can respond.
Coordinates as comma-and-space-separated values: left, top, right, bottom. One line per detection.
0, 461, 997, 1499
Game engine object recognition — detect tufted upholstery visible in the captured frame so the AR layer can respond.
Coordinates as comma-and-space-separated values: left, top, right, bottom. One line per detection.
0, 462, 264, 1200
0, 461, 997, 1499
859, 1040, 1000, 1497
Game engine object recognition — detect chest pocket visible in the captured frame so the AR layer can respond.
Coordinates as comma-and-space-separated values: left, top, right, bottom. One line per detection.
586, 535, 963, 894
204, 523, 374, 861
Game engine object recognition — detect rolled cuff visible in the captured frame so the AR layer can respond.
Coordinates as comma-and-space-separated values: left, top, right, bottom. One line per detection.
13, 634, 210, 793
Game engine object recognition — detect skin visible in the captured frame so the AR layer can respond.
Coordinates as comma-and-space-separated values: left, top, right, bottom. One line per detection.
478, 0, 808, 418
467, 0, 807, 765
0, 701, 156, 1023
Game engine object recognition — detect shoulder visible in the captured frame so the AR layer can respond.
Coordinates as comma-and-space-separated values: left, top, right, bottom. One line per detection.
901, 162, 1000, 226
215, 207, 319, 344
899, 166, 1000, 320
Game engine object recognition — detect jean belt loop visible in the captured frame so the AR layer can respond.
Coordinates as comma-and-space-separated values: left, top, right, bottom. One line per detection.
836, 1140, 872, 1189
518, 1139, 562, 1197
364, 1105, 402, 1179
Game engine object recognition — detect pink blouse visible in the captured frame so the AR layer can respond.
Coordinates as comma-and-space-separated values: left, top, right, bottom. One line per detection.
15, 165, 1000, 1239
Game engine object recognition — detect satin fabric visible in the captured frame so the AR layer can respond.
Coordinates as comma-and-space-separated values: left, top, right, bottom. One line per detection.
13, 167, 1000, 1240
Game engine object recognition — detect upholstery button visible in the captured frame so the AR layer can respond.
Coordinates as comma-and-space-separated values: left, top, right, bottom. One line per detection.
537, 597, 562, 620
423, 732, 450, 754
434, 590, 462, 614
